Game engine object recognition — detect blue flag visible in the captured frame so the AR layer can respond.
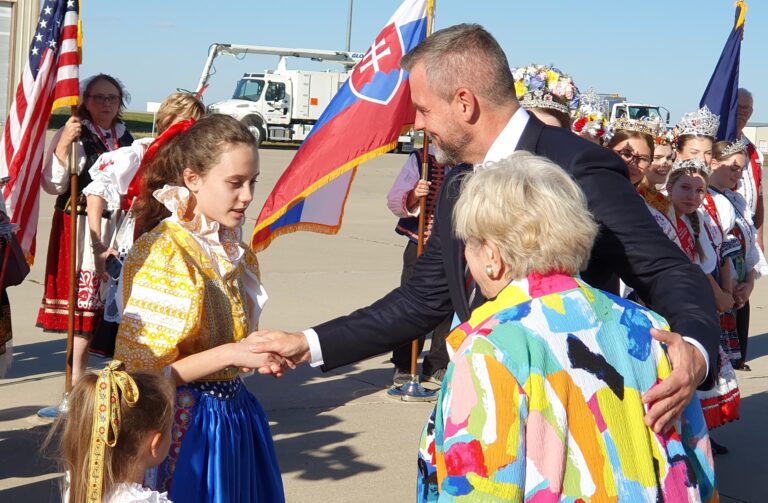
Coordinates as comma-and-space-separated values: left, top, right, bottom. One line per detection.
699, 1, 747, 141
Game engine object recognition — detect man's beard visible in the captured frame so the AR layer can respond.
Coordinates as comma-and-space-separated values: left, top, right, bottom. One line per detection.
433, 131, 472, 165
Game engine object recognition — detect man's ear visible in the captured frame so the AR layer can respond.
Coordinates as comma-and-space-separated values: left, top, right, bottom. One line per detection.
454, 87, 478, 123
182, 167, 201, 193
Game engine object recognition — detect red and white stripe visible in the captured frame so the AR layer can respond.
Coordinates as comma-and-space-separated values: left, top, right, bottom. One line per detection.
1, 8, 79, 261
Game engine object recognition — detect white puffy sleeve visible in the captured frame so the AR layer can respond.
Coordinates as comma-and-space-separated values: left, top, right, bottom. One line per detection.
40, 127, 86, 195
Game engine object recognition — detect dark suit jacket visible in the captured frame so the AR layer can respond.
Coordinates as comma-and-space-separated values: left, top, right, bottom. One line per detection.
314, 116, 720, 387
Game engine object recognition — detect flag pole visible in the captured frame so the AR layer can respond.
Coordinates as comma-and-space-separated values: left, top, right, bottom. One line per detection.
389, 0, 437, 403
38, 0, 83, 419
64, 105, 78, 394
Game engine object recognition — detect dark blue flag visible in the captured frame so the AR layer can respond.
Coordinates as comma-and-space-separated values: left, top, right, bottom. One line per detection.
699, 1, 747, 141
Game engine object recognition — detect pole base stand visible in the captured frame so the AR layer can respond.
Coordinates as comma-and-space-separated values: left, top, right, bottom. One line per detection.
387, 378, 437, 402
37, 393, 69, 419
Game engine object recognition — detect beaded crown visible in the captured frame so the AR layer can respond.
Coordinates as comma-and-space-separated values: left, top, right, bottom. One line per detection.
676, 106, 720, 138
721, 137, 747, 158
670, 157, 711, 177
611, 116, 662, 139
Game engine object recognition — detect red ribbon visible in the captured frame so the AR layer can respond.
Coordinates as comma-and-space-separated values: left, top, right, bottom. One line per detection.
124, 118, 197, 210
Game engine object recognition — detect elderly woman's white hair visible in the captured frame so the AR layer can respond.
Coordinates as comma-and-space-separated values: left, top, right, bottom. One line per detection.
453, 152, 598, 279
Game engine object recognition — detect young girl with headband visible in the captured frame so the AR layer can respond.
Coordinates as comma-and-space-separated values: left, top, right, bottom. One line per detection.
113, 114, 285, 502
53, 361, 175, 502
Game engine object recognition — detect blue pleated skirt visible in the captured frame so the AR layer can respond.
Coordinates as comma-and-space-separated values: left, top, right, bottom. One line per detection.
152, 378, 284, 503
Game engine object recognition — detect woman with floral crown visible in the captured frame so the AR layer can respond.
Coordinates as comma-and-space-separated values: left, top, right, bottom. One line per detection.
511, 64, 578, 128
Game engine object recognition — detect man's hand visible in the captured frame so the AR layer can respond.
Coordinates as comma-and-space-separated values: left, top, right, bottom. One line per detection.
246, 330, 311, 373
642, 328, 707, 433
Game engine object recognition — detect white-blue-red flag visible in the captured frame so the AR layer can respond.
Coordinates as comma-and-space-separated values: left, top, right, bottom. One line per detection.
251, 0, 431, 251
0, 0, 81, 262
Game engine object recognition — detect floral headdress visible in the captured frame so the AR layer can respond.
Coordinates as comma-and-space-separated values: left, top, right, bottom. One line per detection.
571, 88, 608, 138
656, 126, 678, 147
512, 64, 579, 115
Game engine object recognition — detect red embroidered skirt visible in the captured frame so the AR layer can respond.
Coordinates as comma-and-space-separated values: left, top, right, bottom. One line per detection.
36, 209, 105, 335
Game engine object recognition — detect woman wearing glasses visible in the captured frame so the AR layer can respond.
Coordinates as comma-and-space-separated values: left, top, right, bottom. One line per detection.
38, 74, 134, 385
604, 117, 656, 186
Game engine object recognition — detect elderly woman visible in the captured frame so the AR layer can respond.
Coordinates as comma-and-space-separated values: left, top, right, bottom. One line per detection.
416, 152, 717, 502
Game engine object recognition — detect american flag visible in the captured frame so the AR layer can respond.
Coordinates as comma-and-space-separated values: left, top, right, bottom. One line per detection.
0, 0, 81, 262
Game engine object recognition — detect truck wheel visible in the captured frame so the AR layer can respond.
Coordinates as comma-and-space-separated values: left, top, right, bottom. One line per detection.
243, 117, 266, 146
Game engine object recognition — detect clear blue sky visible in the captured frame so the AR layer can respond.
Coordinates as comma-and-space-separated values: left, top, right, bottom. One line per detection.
81, 1, 767, 124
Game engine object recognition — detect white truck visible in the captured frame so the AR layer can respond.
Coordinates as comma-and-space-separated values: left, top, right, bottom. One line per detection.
198, 44, 363, 145
600, 93, 670, 125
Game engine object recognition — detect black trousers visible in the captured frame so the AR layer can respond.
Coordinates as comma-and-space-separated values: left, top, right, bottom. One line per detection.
391, 240, 451, 375
736, 301, 750, 365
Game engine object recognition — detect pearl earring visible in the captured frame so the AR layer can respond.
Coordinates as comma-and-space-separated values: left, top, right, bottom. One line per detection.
485, 265, 494, 278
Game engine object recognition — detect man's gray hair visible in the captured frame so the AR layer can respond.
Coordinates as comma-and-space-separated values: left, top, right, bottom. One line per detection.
401, 24, 516, 106
738, 87, 753, 102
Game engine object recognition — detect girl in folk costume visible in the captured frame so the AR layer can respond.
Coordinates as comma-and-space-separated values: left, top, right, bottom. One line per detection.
38, 74, 134, 385
707, 140, 768, 373
85, 93, 205, 357
642, 127, 676, 197
666, 158, 740, 452
113, 114, 285, 502
52, 361, 175, 503
605, 117, 656, 186
604, 118, 666, 300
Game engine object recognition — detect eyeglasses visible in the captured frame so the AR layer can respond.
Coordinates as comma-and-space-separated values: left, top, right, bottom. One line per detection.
614, 148, 651, 168
86, 94, 121, 105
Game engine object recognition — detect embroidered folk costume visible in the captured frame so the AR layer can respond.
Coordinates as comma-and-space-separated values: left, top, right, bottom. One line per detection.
37, 120, 134, 334
113, 185, 283, 502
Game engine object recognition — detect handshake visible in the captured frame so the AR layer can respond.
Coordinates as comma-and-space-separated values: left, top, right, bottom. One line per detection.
233, 330, 312, 377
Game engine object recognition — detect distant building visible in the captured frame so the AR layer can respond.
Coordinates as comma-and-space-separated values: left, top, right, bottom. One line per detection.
0, 0, 40, 123
744, 122, 768, 154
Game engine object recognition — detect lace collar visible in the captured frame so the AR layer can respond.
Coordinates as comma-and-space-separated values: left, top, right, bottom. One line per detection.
153, 184, 244, 276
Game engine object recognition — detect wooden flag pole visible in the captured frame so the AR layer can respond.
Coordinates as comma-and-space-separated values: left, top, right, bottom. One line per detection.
407, 136, 430, 380
64, 106, 78, 393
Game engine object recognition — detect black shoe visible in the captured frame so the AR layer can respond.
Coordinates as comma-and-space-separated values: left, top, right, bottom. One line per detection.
393, 367, 411, 387
710, 438, 729, 455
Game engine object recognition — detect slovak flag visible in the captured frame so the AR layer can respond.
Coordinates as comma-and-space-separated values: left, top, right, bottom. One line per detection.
250, 0, 430, 252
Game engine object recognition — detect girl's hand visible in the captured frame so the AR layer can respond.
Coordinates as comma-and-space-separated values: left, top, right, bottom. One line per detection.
734, 282, 754, 305
230, 342, 287, 377
94, 247, 118, 281
714, 288, 735, 314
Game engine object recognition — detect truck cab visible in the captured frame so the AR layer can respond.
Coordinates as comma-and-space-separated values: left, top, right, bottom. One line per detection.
610, 103, 670, 125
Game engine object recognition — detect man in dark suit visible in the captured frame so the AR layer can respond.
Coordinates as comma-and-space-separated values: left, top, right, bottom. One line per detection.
250, 24, 719, 433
